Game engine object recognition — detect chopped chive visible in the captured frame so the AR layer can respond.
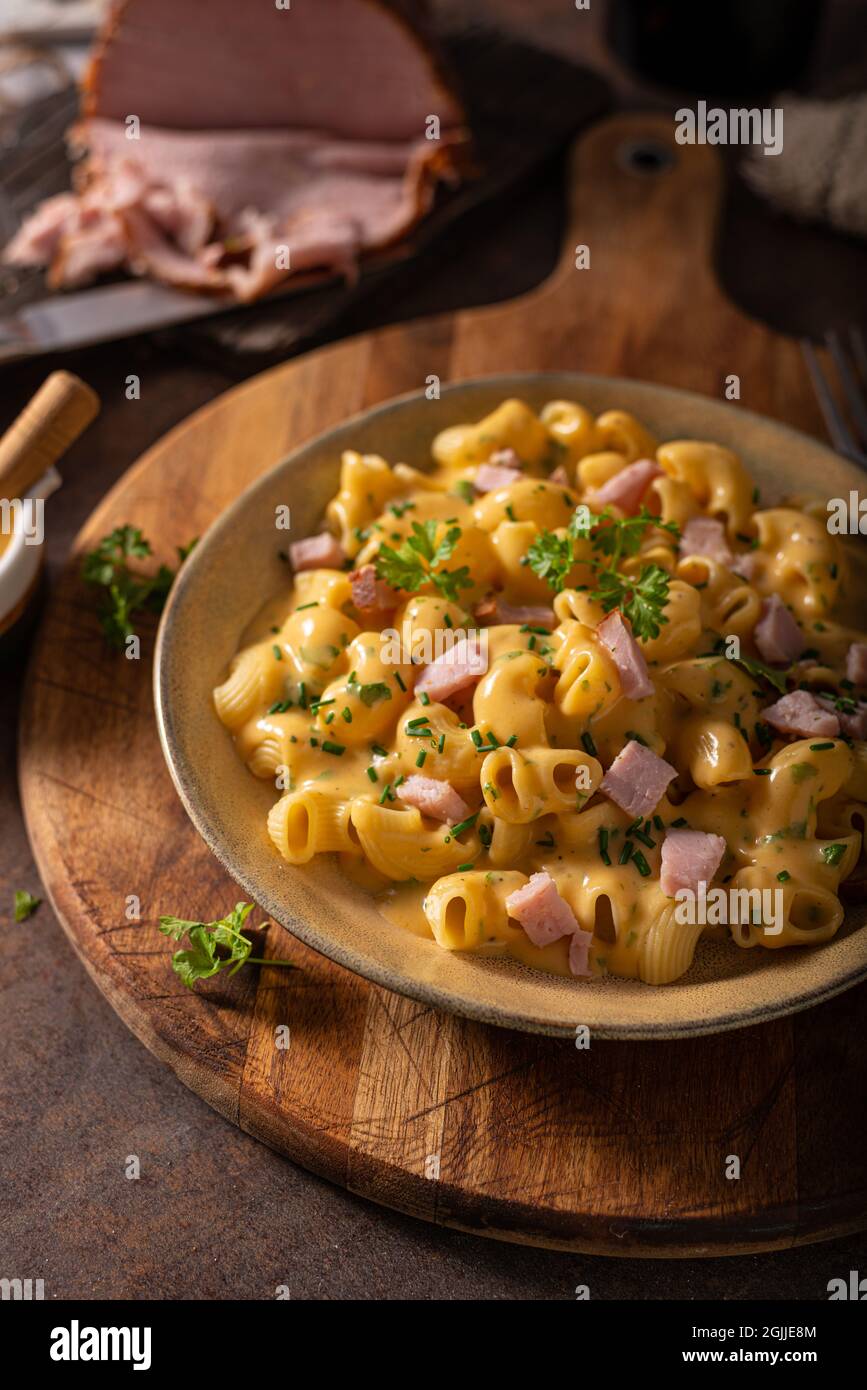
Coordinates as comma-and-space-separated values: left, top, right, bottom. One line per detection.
407, 715, 431, 729
821, 843, 846, 867
366, 766, 378, 783
341, 707, 352, 722
506, 734, 518, 747
438, 733, 446, 753
379, 782, 392, 804
310, 698, 335, 713
581, 732, 598, 757
298, 682, 307, 710
528, 635, 537, 651
631, 850, 652, 877
324, 712, 335, 724
310, 737, 319, 748
520, 624, 550, 635
599, 827, 610, 865
394, 671, 407, 691
272, 644, 283, 660
505, 504, 517, 522
451, 813, 479, 837
619, 840, 634, 865
754, 767, 772, 776
471, 729, 484, 748
295, 601, 319, 610
322, 740, 346, 756
478, 823, 492, 848
777, 870, 790, 882
653, 815, 664, 831
633, 827, 655, 849
406, 726, 432, 737
809, 742, 835, 751
394, 775, 405, 788
456, 862, 474, 872
419, 691, 431, 706
416, 750, 427, 768
371, 743, 388, 758
671, 817, 688, 828
444, 613, 453, 629
487, 731, 499, 747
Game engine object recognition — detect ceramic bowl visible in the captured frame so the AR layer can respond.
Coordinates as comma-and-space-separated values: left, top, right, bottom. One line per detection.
154, 372, 867, 1038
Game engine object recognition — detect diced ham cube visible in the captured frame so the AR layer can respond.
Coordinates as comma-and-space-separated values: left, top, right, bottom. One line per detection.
754, 594, 804, 666
289, 532, 345, 573
569, 926, 594, 977
588, 458, 662, 515
474, 595, 555, 629
489, 447, 522, 469
349, 563, 399, 618
474, 462, 522, 493
762, 690, 840, 739
597, 610, 654, 699
679, 516, 733, 567
399, 775, 469, 826
731, 552, 759, 582
414, 635, 488, 701
817, 695, 867, 740
601, 740, 677, 818
846, 643, 867, 686
505, 871, 578, 947
549, 465, 569, 486
660, 829, 727, 898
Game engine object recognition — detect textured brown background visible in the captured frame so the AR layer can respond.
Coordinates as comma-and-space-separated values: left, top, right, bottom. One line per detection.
2, 0, 867, 1298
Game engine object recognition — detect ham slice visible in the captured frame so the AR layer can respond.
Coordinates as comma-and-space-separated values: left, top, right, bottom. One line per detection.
588, 458, 662, 515
505, 871, 578, 947
414, 636, 488, 702
350, 564, 400, 619
289, 532, 345, 573
399, 775, 468, 826
660, 829, 727, 898
601, 740, 677, 818
5, 0, 468, 301
597, 610, 654, 699
754, 594, 803, 666
679, 517, 734, 567
846, 643, 867, 686
473, 462, 522, 493
762, 690, 840, 739
474, 596, 555, 629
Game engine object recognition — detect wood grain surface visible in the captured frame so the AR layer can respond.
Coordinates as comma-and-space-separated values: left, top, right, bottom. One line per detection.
19, 114, 867, 1255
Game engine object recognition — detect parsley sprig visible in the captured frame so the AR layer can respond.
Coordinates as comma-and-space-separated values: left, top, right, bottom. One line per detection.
158, 902, 297, 989
374, 519, 471, 603
526, 505, 680, 641
14, 890, 41, 922
82, 525, 196, 649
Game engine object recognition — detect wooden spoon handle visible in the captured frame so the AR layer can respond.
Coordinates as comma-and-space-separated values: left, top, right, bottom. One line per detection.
0, 371, 100, 500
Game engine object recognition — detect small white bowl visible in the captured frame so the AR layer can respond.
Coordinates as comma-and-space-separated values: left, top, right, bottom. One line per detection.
0, 467, 62, 636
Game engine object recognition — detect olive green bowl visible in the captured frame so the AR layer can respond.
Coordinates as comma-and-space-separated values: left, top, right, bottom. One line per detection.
154, 372, 867, 1038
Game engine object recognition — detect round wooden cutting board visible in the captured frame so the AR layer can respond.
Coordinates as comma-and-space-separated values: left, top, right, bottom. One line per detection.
20, 116, 867, 1255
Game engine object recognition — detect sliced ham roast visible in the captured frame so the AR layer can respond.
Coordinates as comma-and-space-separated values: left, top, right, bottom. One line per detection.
4, 0, 468, 301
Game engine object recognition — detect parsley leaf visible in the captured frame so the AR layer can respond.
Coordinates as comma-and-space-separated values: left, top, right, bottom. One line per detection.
374, 519, 472, 602
592, 564, 672, 641
82, 526, 197, 650
158, 901, 298, 989
14, 890, 41, 922
729, 654, 788, 695
526, 530, 576, 592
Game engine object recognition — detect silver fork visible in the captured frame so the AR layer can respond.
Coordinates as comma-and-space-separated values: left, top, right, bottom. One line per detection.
801, 328, 867, 470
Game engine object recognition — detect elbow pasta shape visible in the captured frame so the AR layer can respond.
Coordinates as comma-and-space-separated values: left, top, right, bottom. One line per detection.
211, 397, 866, 988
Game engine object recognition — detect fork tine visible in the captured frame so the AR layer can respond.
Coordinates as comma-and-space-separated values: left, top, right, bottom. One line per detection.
800, 339, 865, 464
826, 330, 867, 447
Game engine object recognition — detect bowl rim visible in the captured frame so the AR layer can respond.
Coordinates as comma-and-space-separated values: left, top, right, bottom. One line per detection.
154, 370, 867, 1039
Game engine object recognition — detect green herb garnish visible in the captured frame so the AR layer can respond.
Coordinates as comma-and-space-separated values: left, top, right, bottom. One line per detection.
158, 902, 296, 989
